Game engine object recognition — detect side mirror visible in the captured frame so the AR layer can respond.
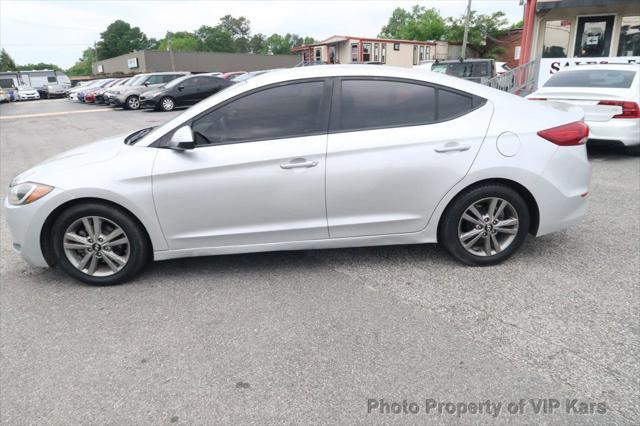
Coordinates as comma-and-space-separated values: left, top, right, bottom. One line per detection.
144, 81, 150, 87
177, 85, 185, 91
167, 125, 195, 150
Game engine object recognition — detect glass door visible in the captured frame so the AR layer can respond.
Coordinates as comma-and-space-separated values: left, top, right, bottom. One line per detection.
574, 15, 615, 57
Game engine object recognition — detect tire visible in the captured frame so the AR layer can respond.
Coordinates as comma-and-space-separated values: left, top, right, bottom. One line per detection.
625, 145, 640, 157
439, 184, 530, 266
159, 96, 175, 111
125, 95, 140, 110
50, 202, 150, 285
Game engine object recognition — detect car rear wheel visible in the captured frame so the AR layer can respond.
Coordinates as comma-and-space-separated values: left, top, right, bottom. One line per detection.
160, 96, 175, 111
125, 95, 140, 110
51, 203, 149, 285
439, 184, 530, 266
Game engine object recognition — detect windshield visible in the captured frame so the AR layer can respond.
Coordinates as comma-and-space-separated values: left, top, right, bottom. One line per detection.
544, 69, 636, 88
431, 62, 491, 78
125, 75, 146, 86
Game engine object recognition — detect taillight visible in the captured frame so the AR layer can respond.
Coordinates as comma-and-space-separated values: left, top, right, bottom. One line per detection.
537, 121, 589, 146
528, 97, 547, 101
597, 100, 640, 118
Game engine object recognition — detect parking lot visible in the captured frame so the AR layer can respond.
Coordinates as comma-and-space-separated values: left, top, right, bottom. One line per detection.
0, 99, 638, 424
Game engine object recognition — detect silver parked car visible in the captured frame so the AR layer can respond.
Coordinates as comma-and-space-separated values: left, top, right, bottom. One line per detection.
4, 65, 591, 285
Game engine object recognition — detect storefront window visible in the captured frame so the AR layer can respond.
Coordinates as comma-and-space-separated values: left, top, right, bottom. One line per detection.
618, 16, 640, 56
574, 15, 614, 57
542, 20, 571, 58
351, 43, 358, 62
362, 43, 371, 62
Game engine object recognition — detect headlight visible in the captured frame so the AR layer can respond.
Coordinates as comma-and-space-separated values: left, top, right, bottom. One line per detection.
9, 182, 53, 205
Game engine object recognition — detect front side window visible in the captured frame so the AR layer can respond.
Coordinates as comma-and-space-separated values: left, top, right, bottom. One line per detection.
542, 20, 572, 58
47, 76, 56, 83
191, 81, 327, 146
618, 16, 640, 56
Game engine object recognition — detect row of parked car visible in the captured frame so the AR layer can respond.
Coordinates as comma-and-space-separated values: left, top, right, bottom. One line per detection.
65, 70, 269, 111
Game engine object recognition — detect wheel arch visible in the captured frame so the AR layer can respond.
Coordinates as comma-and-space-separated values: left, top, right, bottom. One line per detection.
436, 178, 540, 239
40, 197, 153, 267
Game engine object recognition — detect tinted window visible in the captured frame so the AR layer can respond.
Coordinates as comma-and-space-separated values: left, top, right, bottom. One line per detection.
162, 74, 182, 83
544, 69, 635, 88
438, 89, 474, 120
338, 80, 436, 131
431, 62, 491, 77
192, 81, 326, 146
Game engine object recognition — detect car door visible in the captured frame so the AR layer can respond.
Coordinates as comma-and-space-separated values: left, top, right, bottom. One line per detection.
194, 77, 224, 103
152, 79, 332, 250
175, 77, 199, 105
325, 78, 493, 238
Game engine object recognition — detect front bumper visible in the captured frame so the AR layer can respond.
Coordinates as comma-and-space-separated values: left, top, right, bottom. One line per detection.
109, 93, 129, 107
586, 118, 640, 147
140, 96, 159, 109
3, 189, 69, 268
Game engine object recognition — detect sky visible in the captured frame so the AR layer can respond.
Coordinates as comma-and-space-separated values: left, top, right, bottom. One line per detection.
0, 0, 524, 69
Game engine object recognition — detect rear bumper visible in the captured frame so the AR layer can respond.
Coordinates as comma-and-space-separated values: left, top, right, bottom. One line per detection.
586, 118, 640, 147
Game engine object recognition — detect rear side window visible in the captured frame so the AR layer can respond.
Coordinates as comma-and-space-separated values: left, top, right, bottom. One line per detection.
544, 69, 636, 88
192, 81, 328, 146
338, 80, 436, 131
336, 79, 482, 132
432, 62, 491, 78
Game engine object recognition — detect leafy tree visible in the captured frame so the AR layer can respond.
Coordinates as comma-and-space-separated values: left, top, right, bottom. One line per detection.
249, 34, 268, 54
445, 11, 510, 57
0, 48, 17, 71
379, 6, 447, 41
96, 20, 152, 60
16, 63, 62, 71
157, 31, 201, 52
67, 47, 96, 76
510, 20, 524, 30
195, 25, 236, 52
267, 33, 305, 55
218, 15, 251, 52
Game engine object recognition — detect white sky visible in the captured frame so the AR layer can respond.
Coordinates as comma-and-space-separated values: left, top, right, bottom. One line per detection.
0, 0, 524, 69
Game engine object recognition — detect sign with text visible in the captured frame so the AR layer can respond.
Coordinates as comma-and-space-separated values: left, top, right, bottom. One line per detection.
538, 56, 640, 87
127, 57, 139, 69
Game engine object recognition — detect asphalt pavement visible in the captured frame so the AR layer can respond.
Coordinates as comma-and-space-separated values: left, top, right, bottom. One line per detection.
0, 99, 638, 424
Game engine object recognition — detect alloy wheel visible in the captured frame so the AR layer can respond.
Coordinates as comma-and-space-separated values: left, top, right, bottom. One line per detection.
127, 96, 140, 109
161, 97, 174, 111
457, 197, 519, 257
63, 216, 130, 276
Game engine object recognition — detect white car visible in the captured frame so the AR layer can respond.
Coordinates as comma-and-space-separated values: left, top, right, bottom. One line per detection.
528, 64, 640, 155
4, 65, 591, 285
16, 86, 40, 101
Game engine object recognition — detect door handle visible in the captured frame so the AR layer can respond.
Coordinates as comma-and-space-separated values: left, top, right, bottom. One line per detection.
280, 159, 319, 169
435, 143, 471, 153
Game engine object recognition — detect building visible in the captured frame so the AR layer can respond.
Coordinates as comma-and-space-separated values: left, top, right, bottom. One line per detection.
486, 28, 523, 68
0, 70, 70, 89
92, 50, 300, 75
291, 35, 437, 67
519, 0, 639, 87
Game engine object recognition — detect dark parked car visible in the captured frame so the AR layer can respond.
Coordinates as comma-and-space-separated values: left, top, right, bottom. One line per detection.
140, 75, 233, 111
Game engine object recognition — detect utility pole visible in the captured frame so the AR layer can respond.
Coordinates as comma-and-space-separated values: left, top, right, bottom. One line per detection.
168, 39, 176, 72
461, 0, 472, 59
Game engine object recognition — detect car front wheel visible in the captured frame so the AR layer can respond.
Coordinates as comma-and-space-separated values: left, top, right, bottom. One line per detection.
439, 184, 530, 266
159, 96, 175, 111
51, 203, 150, 285
125, 95, 140, 110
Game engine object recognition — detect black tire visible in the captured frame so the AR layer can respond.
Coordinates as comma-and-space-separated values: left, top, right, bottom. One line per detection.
159, 96, 175, 111
50, 202, 150, 285
125, 95, 140, 110
439, 184, 530, 266
625, 145, 640, 157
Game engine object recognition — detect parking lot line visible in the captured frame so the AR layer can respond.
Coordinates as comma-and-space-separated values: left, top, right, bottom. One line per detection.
0, 108, 115, 121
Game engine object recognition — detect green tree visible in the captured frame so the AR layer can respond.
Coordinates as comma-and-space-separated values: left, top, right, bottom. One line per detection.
66, 47, 96, 76
195, 25, 236, 52
446, 11, 510, 57
267, 33, 306, 54
0, 48, 17, 71
157, 31, 201, 52
95, 20, 152, 60
379, 6, 447, 41
249, 34, 268, 54
16, 63, 61, 71
218, 15, 251, 52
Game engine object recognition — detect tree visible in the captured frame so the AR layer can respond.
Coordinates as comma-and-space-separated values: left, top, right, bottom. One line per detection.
218, 15, 251, 52
195, 25, 236, 52
445, 11, 510, 57
267, 33, 306, 54
0, 48, 17, 71
157, 31, 201, 52
67, 47, 96, 76
249, 34, 268, 54
379, 6, 447, 41
95, 20, 152, 60
16, 63, 61, 71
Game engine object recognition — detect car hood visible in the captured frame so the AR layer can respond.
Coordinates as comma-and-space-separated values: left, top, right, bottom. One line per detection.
12, 135, 127, 187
